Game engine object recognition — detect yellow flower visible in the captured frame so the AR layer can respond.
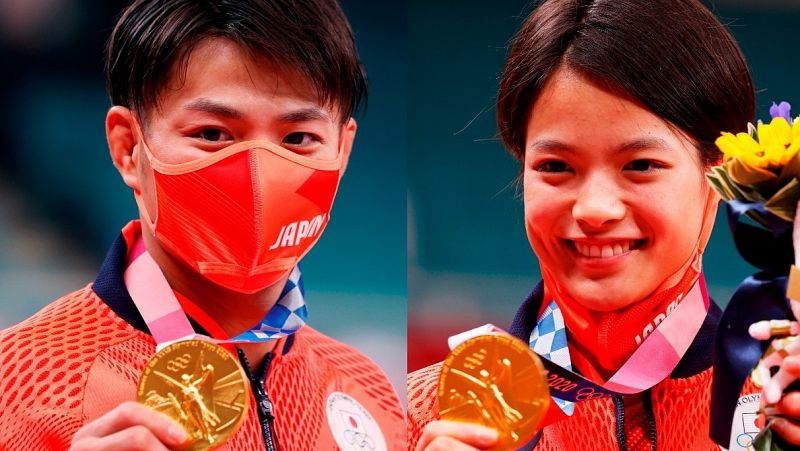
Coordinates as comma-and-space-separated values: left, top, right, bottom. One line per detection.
758, 118, 792, 166
715, 131, 766, 167
715, 117, 799, 169
788, 118, 800, 165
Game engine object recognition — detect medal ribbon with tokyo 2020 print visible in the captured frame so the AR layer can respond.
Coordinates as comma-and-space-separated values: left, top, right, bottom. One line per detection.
124, 236, 308, 348
533, 275, 709, 426
124, 234, 310, 449
449, 274, 709, 429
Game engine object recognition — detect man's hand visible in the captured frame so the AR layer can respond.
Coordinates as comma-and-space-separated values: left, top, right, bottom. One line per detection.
414, 420, 499, 451
69, 401, 187, 451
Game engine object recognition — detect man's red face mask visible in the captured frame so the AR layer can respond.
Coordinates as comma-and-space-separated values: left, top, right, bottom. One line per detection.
133, 126, 343, 293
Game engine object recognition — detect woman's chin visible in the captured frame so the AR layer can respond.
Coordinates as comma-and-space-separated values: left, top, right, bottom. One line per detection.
560, 277, 647, 312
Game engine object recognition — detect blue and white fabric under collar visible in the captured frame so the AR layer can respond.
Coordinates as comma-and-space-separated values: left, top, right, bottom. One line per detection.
230, 266, 307, 342
529, 299, 575, 415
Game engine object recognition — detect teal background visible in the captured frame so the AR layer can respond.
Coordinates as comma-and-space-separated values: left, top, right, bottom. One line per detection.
407, 0, 800, 370
0, 0, 406, 398
4, 0, 800, 395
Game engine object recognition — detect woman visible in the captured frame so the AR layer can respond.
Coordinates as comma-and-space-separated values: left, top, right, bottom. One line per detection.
408, 0, 800, 449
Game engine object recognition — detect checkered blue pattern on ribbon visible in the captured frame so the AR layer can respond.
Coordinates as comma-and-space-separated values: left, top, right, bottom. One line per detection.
529, 299, 575, 416
231, 266, 307, 342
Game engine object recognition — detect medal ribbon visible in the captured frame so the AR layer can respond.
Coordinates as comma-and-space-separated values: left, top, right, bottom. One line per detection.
448, 274, 709, 427
540, 275, 708, 398
124, 236, 307, 350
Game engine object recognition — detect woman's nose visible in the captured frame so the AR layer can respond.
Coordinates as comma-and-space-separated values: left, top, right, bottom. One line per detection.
572, 181, 626, 228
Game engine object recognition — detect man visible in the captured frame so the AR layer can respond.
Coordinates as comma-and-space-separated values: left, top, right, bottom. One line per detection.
0, 1, 404, 449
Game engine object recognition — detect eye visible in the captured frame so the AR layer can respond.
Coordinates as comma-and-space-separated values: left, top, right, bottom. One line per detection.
193, 128, 233, 142
282, 132, 322, 147
536, 160, 573, 173
623, 159, 664, 172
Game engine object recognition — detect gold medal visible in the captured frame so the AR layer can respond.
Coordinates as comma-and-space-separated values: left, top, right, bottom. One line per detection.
438, 334, 550, 450
137, 340, 250, 450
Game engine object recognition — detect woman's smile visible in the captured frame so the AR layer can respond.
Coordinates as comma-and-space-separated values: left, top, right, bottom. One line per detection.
568, 238, 645, 259
523, 67, 709, 311
563, 238, 647, 278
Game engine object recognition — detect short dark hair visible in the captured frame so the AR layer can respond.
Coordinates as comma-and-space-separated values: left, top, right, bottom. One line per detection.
497, 0, 755, 166
106, 0, 367, 122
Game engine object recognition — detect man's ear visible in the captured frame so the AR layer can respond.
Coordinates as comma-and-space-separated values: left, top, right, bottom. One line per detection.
338, 117, 357, 175
106, 106, 141, 192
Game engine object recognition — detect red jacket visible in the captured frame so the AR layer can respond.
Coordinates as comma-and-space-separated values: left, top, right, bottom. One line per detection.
407, 282, 739, 451
0, 228, 405, 450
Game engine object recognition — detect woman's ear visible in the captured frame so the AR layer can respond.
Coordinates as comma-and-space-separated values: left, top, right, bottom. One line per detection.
106, 106, 141, 192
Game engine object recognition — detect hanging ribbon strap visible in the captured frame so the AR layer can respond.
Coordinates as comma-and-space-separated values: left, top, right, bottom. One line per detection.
125, 246, 197, 347
449, 275, 710, 427
536, 276, 708, 403
123, 237, 307, 350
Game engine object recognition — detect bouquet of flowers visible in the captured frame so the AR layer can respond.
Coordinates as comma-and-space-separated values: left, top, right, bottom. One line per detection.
707, 101, 800, 231
708, 101, 800, 451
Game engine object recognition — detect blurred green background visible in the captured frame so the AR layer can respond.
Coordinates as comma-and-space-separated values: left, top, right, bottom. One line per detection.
407, 0, 800, 371
0, 0, 406, 400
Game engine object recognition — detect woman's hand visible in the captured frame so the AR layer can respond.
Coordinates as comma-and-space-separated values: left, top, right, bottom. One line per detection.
764, 200, 800, 443
69, 401, 188, 451
749, 199, 800, 444
755, 354, 800, 445
793, 198, 800, 267
414, 420, 499, 451
768, 356, 800, 445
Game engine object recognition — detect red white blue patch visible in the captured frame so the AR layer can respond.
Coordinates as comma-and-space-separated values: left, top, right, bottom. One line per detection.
325, 392, 386, 451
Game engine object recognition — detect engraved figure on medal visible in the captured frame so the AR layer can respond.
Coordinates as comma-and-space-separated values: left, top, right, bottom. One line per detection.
138, 340, 250, 450
151, 355, 220, 444
438, 334, 550, 450
445, 351, 524, 440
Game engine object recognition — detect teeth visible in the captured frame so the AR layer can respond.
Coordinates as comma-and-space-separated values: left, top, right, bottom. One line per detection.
574, 240, 638, 258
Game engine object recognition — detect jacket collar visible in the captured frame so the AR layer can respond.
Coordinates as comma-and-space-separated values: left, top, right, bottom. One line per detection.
91, 229, 296, 355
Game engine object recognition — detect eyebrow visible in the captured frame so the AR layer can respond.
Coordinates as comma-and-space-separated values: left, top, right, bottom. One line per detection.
183, 99, 331, 123
278, 108, 332, 123
183, 99, 244, 119
527, 137, 673, 154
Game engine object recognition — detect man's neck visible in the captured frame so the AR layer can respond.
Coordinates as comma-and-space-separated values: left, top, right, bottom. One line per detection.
141, 229, 290, 340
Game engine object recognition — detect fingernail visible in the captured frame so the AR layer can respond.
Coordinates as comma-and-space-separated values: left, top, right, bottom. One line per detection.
169, 425, 187, 443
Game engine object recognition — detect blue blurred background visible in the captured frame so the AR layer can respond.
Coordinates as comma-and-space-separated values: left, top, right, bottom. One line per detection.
0, 0, 406, 401
407, 0, 800, 371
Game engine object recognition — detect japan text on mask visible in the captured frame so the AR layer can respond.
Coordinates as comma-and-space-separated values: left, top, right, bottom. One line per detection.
132, 121, 344, 293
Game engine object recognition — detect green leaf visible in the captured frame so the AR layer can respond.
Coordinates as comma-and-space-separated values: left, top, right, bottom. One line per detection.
748, 212, 773, 229
707, 172, 735, 202
714, 166, 766, 203
764, 177, 800, 222
753, 421, 789, 451
728, 158, 778, 189
710, 167, 740, 200
779, 151, 800, 184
